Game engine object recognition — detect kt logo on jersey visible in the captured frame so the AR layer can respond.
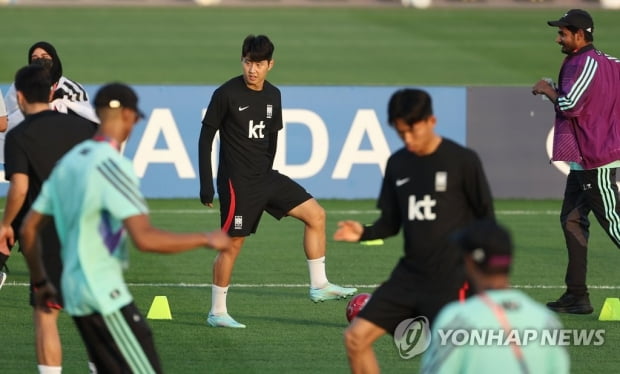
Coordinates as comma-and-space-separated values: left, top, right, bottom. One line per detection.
405, 171, 447, 221
248, 120, 266, 139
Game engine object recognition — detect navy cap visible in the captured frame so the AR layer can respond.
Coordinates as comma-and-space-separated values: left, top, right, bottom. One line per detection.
548, 9, 593, 33
457, 220, 513, 274
94, 83, 145, 118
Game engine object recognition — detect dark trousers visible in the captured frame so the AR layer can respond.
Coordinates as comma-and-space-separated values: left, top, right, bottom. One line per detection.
560, 168, 620, 295
73, 303, 162, 374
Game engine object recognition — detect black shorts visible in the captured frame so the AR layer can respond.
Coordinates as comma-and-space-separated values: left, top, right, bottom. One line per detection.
72, 302, 162, 374
217, 170, 312, 236
27, 221, 64, 308
357, 261, 463, 335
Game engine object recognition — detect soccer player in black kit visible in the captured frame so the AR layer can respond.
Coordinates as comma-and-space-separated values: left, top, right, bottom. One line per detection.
0, 64, 97, 374
334, 88, 495, 374
198, 34, 356, 328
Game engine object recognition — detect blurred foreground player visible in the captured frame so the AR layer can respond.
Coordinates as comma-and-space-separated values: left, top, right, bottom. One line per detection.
334, 88, 494, 374
0, 64, 97, 373
421, 220, 570, 374
21, 83, 231, 373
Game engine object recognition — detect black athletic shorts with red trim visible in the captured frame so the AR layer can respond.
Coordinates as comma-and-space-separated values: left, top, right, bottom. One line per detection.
357, 259, 463, 335
26, 221, 64, 309
72, 302, 162, 373
217, 170, 312, 237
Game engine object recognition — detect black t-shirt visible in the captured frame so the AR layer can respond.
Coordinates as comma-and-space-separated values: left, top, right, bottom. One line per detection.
4, 110, 97, 231
204, 75, 282, 177
199, 76, 283, 202
361, 138, 494, 287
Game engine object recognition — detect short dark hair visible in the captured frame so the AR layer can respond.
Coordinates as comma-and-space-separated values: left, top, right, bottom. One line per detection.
387, 88, 433, 127
241, 34, 274, 62
14, 64, 52, 104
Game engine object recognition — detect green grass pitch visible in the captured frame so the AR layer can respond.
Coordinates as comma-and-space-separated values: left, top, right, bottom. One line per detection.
0, 7, 619, 86
2, 199, 620, 373
1, 5, 620, 373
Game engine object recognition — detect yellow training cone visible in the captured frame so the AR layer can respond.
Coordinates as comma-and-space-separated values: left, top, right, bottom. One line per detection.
147, 296, 172, 320
598, 297, 620, 321
360, 239, 384, 246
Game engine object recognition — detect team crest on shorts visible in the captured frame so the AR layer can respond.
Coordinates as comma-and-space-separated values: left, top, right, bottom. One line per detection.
234, 215, 243, 230
435, 171, 447, 192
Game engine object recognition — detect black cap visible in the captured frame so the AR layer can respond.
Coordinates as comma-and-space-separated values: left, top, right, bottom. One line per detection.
94, 83, 145, 118
548, 9, 593, 33
457, 220, 512, 274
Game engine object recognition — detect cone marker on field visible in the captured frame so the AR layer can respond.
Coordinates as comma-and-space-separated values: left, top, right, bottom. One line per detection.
360, 239, 384, 246
147, 296, 172, 320
598, 297, 620, 321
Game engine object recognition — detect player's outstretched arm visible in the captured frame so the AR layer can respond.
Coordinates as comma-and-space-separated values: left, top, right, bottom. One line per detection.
334, 220, 364, 242
124, 214, 231, 253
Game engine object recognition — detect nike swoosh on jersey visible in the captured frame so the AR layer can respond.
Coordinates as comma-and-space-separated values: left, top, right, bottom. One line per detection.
395, 178, 410, 187
238, 106, 249, 111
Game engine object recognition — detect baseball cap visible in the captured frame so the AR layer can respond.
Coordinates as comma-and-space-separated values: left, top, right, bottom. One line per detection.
547, 9, 593, 33
456, 220, 513, 274
94, 82, 145, 118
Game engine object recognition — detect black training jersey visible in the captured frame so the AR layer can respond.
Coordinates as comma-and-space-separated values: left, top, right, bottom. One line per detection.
361, 138, 494, 286
202, 75, 283, 180
4, 110, 97, 231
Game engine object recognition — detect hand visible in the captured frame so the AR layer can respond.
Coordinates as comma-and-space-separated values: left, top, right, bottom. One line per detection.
205, 230, 232, 250
204, 202, 214, 208
334, 220, 364, 242
531, 79, 550, 95
0, 224, 15, 256
531, 79, 558, 103
33, 282, 60, 313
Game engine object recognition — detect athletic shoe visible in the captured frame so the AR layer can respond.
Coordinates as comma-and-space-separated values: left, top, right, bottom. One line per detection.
0, 271, 6, 291
310, 283, 357, 303
547, 292, 594, 314
207, 312, 246, 328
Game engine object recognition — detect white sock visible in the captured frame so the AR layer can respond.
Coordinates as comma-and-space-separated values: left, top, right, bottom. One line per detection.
38, 365, 62, 374
211, 285, 229, 315
307, 256, 329, 289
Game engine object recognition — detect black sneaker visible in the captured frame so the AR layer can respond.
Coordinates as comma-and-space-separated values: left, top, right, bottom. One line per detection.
547, 292, 594, 314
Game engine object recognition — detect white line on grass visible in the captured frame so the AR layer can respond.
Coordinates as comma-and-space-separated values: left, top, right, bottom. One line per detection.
131, 283, 620, 289
148, 209, 559, 215
4, 282, 620, 289
0, 208, 559, 215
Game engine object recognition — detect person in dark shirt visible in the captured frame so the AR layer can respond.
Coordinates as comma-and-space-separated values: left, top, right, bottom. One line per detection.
0, 40, 98, 294
198, 34, 356, 328
0, 64, 97, 374
334, 88, 494, 374
532, 9, 620, 315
